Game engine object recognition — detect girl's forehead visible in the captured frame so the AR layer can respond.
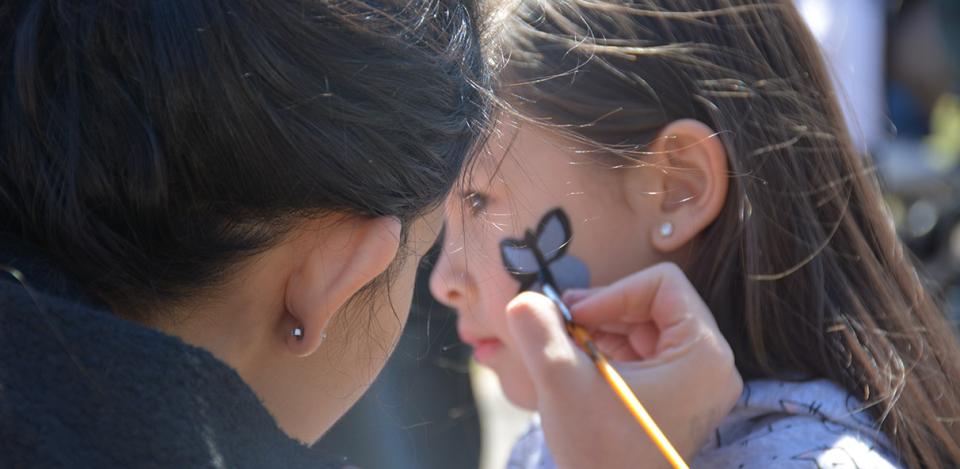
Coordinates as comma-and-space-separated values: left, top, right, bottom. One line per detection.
464, 122, 523, 186
467, 121, 601, 202
475, 121, 561, 177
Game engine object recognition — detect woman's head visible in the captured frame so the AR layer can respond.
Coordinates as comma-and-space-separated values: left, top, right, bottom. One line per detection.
0, 0, 488, 442
431, 1, 960, 466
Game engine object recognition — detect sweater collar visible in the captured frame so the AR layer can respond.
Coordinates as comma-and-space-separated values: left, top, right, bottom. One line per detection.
0, 234, 339, 468
0, 232, 107, 311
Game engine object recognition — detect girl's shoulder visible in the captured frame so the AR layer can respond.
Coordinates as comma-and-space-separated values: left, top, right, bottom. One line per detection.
507, 380, 901, 469
507, 379, 902, 469
694, 378, 902, 468
506, 414, 556, 469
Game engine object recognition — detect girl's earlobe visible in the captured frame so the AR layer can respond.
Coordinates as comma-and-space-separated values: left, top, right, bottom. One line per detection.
652, 219, 686, 253
659, 222, 674, 238
650, 221, 678, 253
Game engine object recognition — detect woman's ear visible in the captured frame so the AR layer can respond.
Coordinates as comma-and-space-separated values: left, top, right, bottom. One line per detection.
623, 119, 728, 253
283, 216, 402, 357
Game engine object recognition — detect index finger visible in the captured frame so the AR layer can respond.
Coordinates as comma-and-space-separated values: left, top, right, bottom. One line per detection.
570, 262, 711, 330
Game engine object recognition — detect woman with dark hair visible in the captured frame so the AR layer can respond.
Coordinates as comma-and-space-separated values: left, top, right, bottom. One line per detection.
0, 1, 489, 466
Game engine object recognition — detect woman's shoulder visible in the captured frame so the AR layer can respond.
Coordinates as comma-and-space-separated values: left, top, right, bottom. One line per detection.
694, 378, 903, 468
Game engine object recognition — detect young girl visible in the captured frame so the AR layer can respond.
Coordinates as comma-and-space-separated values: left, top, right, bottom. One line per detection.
430, 0, 960, 467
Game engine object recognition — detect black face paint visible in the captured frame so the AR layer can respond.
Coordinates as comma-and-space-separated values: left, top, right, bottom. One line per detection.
499, 208, 591, 294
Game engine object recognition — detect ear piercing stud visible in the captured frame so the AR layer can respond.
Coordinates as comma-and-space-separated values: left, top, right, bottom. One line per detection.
291, 327, 328, 344
659, 222, 674, 237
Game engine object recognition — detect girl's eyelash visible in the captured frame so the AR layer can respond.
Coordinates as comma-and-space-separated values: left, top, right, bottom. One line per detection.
465, 191, 488, 216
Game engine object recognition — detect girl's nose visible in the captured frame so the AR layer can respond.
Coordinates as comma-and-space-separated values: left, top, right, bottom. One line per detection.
429, 246, 470, 310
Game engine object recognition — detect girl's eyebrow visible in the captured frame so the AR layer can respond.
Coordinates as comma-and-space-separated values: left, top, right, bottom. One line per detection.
459, 188, 484, 199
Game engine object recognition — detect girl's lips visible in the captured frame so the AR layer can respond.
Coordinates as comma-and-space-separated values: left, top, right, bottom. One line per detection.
470, 338, 503, 364
458, 328, 503, 364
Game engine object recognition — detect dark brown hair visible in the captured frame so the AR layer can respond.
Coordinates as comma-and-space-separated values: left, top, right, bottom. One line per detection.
0, 0, 490, 314
495, 1, 960, 466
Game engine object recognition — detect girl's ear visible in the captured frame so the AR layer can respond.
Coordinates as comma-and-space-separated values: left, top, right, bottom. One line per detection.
283, 216, 401, 357
623, 119, 729, 253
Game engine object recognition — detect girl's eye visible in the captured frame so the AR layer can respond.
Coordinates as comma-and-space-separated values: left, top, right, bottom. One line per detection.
465, 191, 489, 216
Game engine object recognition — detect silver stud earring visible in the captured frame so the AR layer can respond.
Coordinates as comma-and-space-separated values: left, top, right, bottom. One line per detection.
659, 222, 674, 237
319, 330, 328, 345
292, 326, 304, 341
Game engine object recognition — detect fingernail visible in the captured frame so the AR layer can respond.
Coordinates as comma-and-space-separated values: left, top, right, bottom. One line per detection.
562, 288, 588, 305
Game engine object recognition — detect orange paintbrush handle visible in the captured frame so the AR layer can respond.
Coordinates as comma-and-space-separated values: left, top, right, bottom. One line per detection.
567, 324, 690, 469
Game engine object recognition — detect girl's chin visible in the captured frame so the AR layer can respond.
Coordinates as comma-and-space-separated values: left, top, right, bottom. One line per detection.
496, 371, 538, 410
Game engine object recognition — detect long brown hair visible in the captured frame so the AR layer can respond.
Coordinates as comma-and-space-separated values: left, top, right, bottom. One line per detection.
493, 1, 960, 467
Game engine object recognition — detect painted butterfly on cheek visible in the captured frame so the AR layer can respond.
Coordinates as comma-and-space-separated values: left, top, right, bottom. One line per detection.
499, 208, 591, 294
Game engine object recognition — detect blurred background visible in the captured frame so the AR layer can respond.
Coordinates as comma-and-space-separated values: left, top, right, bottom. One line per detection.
317, 1, 960, 468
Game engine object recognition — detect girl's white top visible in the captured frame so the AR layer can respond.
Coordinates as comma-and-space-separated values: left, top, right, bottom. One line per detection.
506, 379, 902, 468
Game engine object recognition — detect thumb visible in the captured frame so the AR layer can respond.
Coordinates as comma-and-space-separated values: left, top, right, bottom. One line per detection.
505, 292, 594, 391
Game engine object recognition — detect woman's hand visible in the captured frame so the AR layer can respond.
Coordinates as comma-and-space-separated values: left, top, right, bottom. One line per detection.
504, 262, 742, 469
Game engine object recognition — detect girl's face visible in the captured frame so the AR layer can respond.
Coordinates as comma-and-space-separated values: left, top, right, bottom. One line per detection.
429, 121, 666, 408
